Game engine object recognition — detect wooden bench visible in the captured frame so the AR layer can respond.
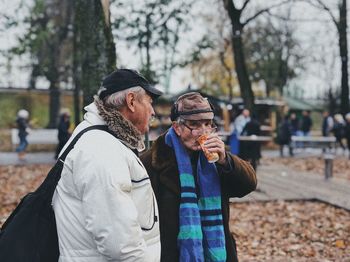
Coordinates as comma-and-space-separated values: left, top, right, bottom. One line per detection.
11, 128, 58, 147
290, 136, 337, 179
238, 135, 272, 142
290, 136, 336, 149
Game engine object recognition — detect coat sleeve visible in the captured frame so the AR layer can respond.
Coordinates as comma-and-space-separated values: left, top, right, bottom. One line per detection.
73, 147, 151, 261
219, 153, 257, 198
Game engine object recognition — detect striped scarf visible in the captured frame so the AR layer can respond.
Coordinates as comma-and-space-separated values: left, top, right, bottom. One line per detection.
165, 127, 226, 261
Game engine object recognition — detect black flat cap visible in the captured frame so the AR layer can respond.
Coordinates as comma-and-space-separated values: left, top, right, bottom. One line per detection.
98, 69, 163, 99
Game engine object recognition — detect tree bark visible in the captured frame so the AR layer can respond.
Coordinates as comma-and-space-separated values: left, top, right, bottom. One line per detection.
74, 0, 116, 107
231, 32, 255, 109
48, 80, 61, 128
73, 18, 81, 126
46, 0, 73, 128
338, 0, 348, 115
223, 0, 255, 111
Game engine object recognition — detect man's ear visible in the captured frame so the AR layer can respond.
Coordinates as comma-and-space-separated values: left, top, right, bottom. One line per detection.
125, 92, 136, 112
172, 122, 181, 136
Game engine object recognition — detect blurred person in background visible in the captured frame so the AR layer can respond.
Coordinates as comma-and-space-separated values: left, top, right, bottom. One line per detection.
345, 113, 350, 159
55, 108, 71, 159
232, 108, 250, 135
228, 108, 250, 155
332, 113, 346, 151
321, 111, 334, 137
239, 113, 261, 170
300, 110, 312, 137
15, 109, 30, 160
290, 112, 299, 136
276, 115, 293, 157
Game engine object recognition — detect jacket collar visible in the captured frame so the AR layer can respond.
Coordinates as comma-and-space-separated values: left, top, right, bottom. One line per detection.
151, 133, 180, 194
84, 99, 145, 151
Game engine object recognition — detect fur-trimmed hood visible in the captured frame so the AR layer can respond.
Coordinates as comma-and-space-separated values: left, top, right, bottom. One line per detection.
84, 99, 145, 151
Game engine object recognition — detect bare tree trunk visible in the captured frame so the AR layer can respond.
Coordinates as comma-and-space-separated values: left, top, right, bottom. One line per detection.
48, 80, 61, 128
46, 0, 73, 128
338, 0, 348, 115
223, 0, 255, 111
231, 31, 254, 110
46, 42, 61, 128
74, 0, 116, 107
73, 22, 81, 126
219, 46, 234, 100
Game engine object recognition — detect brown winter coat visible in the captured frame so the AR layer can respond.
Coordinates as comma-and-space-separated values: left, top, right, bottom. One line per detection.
140, 133, 257, 262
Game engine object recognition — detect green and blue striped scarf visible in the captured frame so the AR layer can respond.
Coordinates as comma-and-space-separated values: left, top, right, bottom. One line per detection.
165, 127, 226, 261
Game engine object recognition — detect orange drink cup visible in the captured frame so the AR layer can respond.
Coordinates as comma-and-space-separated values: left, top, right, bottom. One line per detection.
197, 134, 219, 163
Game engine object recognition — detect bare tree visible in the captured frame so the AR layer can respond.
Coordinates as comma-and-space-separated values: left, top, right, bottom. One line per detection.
306, 0, 348, 114
74, 0, 116, 112
222, 0, 295, 111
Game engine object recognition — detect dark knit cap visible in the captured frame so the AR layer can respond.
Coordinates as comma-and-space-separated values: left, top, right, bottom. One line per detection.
98, 69, 163, 99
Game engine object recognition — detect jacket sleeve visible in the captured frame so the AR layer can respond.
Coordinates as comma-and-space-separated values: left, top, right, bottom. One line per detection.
73, 147, 151, 261
218, 152, 257, 198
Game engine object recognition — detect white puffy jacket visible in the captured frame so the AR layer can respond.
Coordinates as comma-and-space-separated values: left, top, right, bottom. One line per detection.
52, 103, 160, 262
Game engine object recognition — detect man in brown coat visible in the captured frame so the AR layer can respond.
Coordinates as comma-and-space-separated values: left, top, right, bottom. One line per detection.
140, 92, 257, 262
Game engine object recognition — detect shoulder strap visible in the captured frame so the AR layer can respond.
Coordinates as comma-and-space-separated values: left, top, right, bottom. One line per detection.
59, 125, 113, 162
35, 125, 114, 195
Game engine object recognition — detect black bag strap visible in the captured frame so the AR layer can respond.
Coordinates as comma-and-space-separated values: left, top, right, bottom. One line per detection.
37, 125, 115, 195
58, 125, 113, 162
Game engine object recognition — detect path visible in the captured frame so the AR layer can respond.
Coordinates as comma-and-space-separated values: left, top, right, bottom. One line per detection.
234, 163, 350, 210
1, 150, 349, 210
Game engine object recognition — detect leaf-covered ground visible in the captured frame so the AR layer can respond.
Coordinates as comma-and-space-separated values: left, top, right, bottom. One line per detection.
1, 164, 349, 261
230, 201, 350, 261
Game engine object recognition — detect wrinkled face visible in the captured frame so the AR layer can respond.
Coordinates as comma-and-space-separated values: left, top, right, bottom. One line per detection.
132, 93, 155, 135
173, 118, 216, 151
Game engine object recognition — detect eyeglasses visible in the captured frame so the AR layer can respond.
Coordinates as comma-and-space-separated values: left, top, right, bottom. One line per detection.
180, 119, 217, 136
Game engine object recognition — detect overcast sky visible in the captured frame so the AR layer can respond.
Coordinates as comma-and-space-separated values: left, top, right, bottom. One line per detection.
0, 0, 347, 99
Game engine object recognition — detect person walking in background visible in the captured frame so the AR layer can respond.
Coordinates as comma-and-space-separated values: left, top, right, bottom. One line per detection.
289, 113, 299, 136
239, 113, 261, 170
332, 113, 346, 151
228, 108, 250, 155
52, 69, 162, 261
345, 113, 350, 159
15, 109, 30, 160
321, 111, 334, 137
300, 110, 312, 136
233, 108, 250, 135
140, 92, 257, 262
55, 109, 71, 159
277, 115, 293, 157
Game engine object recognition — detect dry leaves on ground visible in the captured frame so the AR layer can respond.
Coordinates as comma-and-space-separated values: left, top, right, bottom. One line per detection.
261, 156, 350, 181
1, 164, 349, 261
0, 164, 51, 225
230, 201, 350, 261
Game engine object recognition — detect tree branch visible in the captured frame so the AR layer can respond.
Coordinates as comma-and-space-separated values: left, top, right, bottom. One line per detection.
306, 0, 338, 27
242, 0, 295, 27
241, 0, 251, 12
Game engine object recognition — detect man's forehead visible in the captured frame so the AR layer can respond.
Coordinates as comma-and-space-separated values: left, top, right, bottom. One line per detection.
185, 119, 213, 124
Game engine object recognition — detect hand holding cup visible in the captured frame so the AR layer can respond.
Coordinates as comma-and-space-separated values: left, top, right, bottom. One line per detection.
197, 133, 220, 163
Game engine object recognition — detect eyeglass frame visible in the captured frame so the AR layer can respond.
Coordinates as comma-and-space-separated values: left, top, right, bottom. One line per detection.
178, 118, 217, 136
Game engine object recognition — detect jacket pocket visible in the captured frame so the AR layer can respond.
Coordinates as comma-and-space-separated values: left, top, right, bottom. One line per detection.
131, 179, 157, 231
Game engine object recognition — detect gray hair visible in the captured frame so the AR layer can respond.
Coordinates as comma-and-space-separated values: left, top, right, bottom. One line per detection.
102, 86, 146, 110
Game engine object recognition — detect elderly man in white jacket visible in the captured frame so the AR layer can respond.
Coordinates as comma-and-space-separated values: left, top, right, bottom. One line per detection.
52, 69, 162, 262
